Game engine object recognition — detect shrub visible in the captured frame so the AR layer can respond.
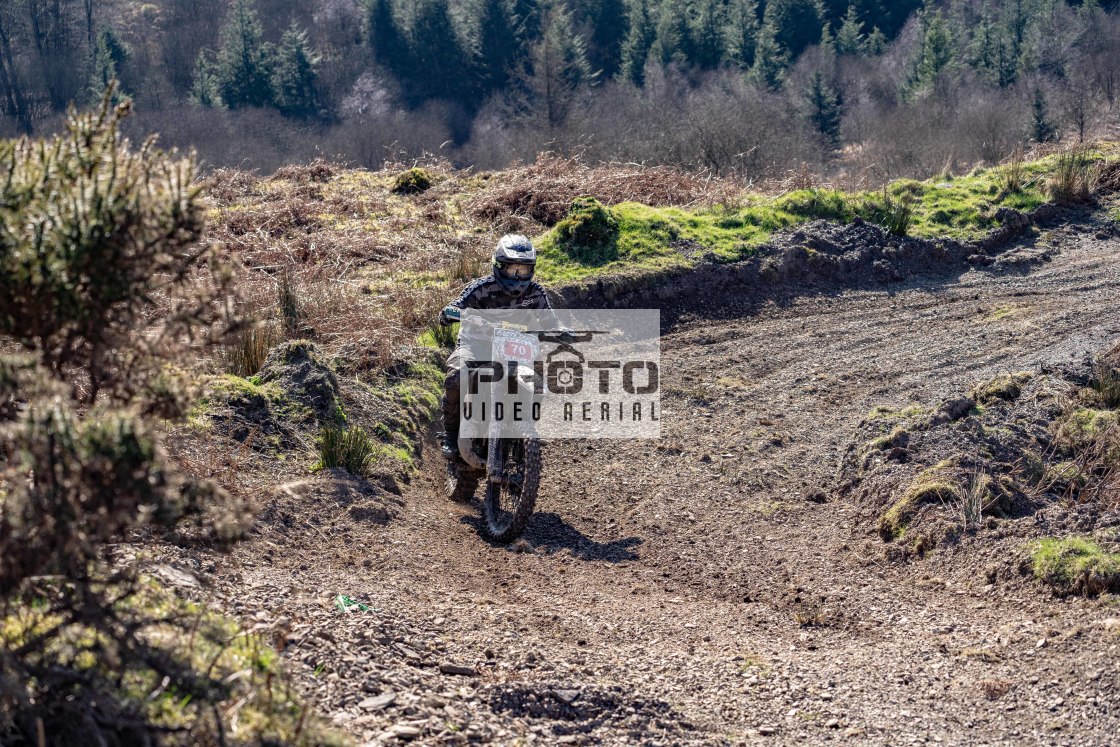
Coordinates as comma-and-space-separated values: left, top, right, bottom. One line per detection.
866, 188, 914, 237
316, 425, 378, 476
1046, 146, 1098, 204
0, 94, 268, 744
391, 166, 433, 194
553, 196, 620, 264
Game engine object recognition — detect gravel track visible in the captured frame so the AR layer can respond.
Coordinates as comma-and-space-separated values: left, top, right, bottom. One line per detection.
217, 217, 1120, 746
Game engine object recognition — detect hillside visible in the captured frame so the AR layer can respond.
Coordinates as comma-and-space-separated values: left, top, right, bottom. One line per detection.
176, 147, 1120, 743
2, 0, 1119, 177
2, 104, 1120, 744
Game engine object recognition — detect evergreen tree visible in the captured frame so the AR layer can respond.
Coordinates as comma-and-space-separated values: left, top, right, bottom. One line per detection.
527, 6, 594, 125
865, 25, 887, 55
969, 9, 998, 83
763, 0, 826, 60
512, 0, 543, 41
476, 0, 524, 94
1031, 86, 1057, 142
213, 0, 274, 109
365, 0, 411, 78
805, 68, 842, 147
88, 27, 129, 104
750, 20, 788, 89
653, 0, 692, 66
576, 0, 629, 78
620, 0, 656, 84
271, 21, 320, 118
690, 0, 731, 70
908, 7, 954, 91
407, 0, 473, 103
729, 0, 760, 68
835, 4, 864, 55
191, 51, 223, 107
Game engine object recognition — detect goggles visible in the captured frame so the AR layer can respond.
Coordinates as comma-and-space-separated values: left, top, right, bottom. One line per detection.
498, 261, 534, 280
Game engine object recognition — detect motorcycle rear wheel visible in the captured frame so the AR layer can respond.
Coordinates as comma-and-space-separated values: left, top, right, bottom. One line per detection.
483, 438, 540, 543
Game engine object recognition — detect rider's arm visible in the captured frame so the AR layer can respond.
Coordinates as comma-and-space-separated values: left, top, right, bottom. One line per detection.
440, 279, 484, 326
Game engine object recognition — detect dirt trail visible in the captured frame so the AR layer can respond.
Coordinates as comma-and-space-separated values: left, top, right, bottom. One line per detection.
223, 219, 1120, 745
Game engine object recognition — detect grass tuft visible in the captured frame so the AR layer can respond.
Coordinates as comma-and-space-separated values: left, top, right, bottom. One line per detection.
227, 322, 281, 377
1046, 146, 1098, 204
316, 425, 378, 477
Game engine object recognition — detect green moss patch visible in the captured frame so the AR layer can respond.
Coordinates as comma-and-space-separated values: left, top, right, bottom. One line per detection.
878, 460, 959, 540
551, 196, 620, 264
390, 167, 433, 195
971, 371, 1032, 404
1031, 537, 1120, 596
1055, 407, 1120, 456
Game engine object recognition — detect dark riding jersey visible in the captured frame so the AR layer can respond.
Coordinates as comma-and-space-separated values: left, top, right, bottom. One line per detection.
439, 275, 552, 326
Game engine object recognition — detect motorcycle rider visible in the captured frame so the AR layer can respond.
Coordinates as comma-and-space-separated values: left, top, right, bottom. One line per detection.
438, 234, 552, 459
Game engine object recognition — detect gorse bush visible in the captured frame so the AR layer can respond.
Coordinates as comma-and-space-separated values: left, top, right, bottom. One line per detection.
0, 93, 293, 745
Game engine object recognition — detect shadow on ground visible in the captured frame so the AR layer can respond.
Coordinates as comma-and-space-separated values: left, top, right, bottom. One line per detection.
460, 511, 642, 561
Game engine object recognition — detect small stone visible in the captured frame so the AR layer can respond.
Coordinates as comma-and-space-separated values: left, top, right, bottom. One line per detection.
826, 718, 841, 728
1036, 638, 1047, 649
358, 692, 397, 710
392, 724, 421, 740
439, 663, 478, 676
551, 689, 580, 705
758, 726, 777, 736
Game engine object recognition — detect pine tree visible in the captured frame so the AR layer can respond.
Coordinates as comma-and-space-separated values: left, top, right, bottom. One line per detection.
407, 0, 472, 103
620, 0, 656, 84
653, 0, 692, 66
213, 0, 274, 109
577, 0, 628, 78
365, 0, 411, 77
271, 21, 320, 118
969, 9, 998, 83
805, 68, 841, 147
476, 0, 524, 94
512, 0, 542, 41
527, 6, 594, 125
88, 27, 129, 104
191, 51, 222, 107
690, 0, 730, 70
729, 0, 759, 68
908, 7, 954, 91
865, 25, 887, 55
1031, 86, 1057, 143
750, 20, 788, 90
762, 0, 825, 61
835, 4, 864, 56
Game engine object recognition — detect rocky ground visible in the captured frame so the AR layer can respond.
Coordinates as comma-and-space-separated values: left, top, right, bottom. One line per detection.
173, 207, 1120, 746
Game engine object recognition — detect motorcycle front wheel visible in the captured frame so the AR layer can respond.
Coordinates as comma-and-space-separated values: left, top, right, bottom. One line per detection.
483, 438, 541, 543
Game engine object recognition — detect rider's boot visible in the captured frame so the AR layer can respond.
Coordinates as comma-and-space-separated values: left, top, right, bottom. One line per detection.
441, 394, 459, 460
441, 428, 459, 460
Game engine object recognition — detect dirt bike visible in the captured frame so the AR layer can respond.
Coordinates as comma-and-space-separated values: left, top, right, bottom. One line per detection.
441, 307, 543, 543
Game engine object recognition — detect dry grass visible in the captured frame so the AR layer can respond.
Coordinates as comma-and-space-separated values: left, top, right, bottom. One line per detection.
465, 153, 743, 230
1046, 146, 1099, 204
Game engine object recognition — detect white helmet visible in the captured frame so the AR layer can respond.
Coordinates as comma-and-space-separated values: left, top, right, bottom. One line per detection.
493, 234, 536, 295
